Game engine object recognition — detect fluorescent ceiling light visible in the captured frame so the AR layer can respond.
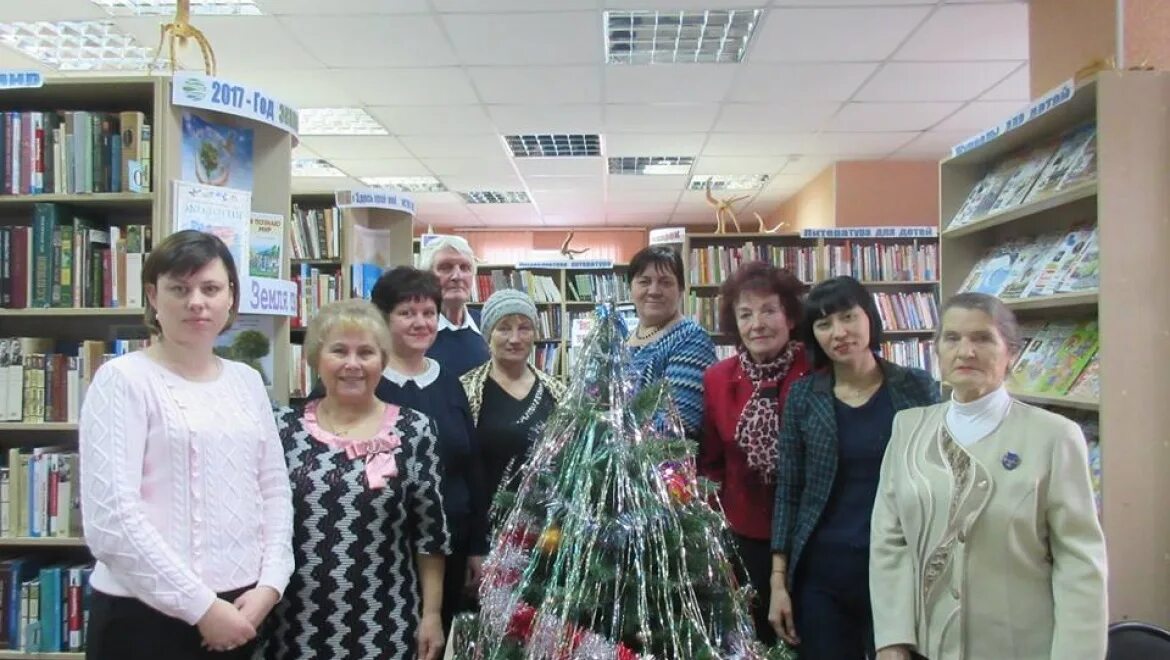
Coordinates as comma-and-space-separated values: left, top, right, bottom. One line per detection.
688, 174, 769, 191
460, 191, 531, 204
292, 158, 347, 178
504, 134, 601, 158
609, 156, 694, 176
604, 9, 763, 65
90, 0, 262, 16
0, 21, 161, 71
299, 108, 388, 136
361, 176, 447, 193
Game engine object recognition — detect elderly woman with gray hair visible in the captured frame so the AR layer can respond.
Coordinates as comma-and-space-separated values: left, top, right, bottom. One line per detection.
263, 299, 449, 660
460, 289, 566, 544
870, 292, 1107, 660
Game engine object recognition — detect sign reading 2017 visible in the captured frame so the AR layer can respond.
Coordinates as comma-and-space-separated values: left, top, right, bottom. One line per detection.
210, 80, 246, 109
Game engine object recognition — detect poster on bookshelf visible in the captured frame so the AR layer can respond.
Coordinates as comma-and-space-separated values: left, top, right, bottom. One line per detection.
180, 111, 255, 191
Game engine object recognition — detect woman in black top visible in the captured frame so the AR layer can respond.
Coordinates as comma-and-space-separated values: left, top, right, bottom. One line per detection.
366, 267, 483, 635
459, 288, 565, 587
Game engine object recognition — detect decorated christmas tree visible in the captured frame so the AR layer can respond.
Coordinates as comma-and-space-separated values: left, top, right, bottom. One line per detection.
451, 306, 797, 659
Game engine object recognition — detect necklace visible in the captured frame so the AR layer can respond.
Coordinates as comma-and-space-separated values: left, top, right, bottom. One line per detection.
317, 401, 380, 438
634, 316, 679, 341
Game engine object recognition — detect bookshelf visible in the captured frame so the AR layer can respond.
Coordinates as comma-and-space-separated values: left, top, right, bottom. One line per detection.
680, 231, 940, 372
0, 73, 298, 654
938, 71, 1170, 626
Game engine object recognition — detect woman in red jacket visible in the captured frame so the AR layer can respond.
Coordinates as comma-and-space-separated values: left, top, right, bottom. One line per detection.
699, 261, 811, 646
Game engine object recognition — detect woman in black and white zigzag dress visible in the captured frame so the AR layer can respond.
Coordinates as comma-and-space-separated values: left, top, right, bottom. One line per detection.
260, 300, 450, 660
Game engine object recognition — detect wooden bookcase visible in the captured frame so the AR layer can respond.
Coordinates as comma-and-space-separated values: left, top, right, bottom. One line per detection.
681, 231, 940, 372
938, 70, 1170, 626
0, 74, 296, 655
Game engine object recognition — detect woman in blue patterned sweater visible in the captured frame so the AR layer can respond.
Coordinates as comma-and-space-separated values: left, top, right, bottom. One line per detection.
625, 245, 717, 439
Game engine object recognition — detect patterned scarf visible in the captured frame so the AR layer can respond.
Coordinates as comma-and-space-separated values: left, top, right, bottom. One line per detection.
734, 341, 799, 483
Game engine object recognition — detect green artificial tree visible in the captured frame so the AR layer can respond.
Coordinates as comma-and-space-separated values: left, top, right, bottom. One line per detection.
451, 305, 797, 660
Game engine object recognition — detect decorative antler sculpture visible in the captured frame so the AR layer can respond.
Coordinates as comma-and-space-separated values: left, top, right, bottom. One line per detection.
152, 0, 217, 75
560, 231, 590, 260
704, 179, 748, 234
753, 212, 789, 234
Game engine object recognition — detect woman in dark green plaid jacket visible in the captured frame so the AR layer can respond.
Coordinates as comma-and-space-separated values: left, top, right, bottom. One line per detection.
767, 276, 939, 659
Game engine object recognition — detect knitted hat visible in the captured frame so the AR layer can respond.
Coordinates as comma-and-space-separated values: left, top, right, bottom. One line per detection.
481, 288, 538, 336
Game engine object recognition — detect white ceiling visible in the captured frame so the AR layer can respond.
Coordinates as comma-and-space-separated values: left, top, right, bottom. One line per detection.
4, 0, 1031, 228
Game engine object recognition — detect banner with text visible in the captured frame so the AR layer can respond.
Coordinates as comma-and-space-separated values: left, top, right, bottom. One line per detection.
799, 226, 938, 239
950, 79, 1076, 157
172, 72, 299, 139
335, 188, 417, 215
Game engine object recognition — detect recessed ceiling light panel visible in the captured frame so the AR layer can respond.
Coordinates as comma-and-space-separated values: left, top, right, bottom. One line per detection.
361, 176, 447, 193
0, 21, 161, 71
299, 108, 388, 136
459, 191, 531, 204
609, 156, 694, 176
90, 0, 262, 16
688, 174, 769, 191
504, 134, 601, 158
605, 9, 763, 65
292, 158, 347, 178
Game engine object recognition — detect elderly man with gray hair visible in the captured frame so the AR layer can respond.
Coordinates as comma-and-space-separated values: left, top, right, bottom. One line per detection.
418, 235, 490, 377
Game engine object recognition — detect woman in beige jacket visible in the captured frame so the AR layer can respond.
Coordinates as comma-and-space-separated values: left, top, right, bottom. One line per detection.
870, 292, 1107, 660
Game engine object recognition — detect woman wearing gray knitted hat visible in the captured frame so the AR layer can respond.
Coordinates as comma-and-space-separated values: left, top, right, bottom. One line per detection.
459, 288, 566, 593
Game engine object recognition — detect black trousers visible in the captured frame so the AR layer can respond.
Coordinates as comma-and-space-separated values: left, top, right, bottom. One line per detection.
731, 532, 777, 646
792, 544, 876, 660
86, 585, 256, 660
441, 512, 472, 635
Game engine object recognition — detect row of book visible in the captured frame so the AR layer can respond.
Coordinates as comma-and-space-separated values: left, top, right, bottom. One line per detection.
291, 265, 342, 330
0, 338, 144, 423
289, 205, 341, 262
566, 272, 629, 304
824, 240, 938, 283
0, 205, 151, 309
875, 291, 938, 332
0, 558, 93, 652
1009, 319, 1099, 400
688, 244, 818, 286
959, 224, 1098, 298
949, 121, 1097, 230
1, 449, 81, 540
0, 110, 150, 197
471, 270, 562, 304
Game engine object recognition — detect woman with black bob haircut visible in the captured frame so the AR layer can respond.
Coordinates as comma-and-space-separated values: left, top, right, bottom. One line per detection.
767, 276, 938, 659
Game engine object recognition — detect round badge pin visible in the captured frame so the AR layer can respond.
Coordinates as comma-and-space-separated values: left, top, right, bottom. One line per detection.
1002, 451, 1021, 471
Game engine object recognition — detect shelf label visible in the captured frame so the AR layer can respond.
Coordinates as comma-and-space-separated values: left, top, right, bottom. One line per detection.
335, 188, 417, 215
951, 78, 1075, 157
0, 71, 43, 89
800, 226, 938, 239
515, 258, 615, 270
649, 227, 686, 245
240, 275, 297, 316
172, 72, 299, 139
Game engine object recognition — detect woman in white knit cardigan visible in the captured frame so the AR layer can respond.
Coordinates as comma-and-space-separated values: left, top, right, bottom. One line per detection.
870, 292, 1107, 660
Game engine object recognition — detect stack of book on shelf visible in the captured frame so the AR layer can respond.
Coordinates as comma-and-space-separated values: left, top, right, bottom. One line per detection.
292, 265, 342, 329
289, 205, 341, 261
688, 243, 818, 285
1008, 319, 1100, 403
0, 338, 145, 423
566, 272, 628, 303
687, 293, 720, 335
947, 121, 1097, 232
825, 241, 938, 282
2, 448, 82, 540
0, 205, 151, 310
872, 291, 938, 332
957, 224, 1098, 300
0, 557, 94, 653
0, 111, 150, 196
472, 269, 561, 304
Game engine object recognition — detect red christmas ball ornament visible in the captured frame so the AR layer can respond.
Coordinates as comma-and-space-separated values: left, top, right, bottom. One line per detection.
507, 603, 537, 641
658, 460, 695, 505
617, 643, 639, 660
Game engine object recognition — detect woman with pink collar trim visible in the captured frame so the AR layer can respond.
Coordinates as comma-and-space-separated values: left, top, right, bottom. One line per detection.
261, 300, 450, 660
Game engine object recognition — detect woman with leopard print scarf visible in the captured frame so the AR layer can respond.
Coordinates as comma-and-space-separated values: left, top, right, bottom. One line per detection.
698, 262, 811, 647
